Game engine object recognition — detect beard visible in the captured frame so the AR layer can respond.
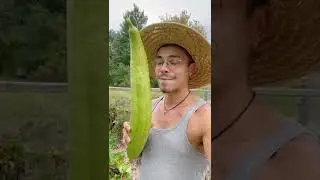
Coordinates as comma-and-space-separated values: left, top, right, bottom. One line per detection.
160, 88, 169, 93
158, 80, 173, 93
156, 73, 176, 92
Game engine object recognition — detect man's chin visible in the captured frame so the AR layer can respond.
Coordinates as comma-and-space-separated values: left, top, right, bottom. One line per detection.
159, 85, 173, 93
160, 87, 170, 93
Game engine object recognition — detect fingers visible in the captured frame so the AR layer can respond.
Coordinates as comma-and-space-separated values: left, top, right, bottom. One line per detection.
122, 121, 131, 147
123, 121, 131, 132
121, 129, 127, 147
122, 128, 131, 141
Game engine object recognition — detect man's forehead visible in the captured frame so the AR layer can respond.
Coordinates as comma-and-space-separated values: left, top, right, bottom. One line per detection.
156, 45, 193, 62
157, 45, 186, 56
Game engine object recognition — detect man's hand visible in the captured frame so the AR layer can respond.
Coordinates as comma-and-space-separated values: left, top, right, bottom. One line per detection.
122, 121, 131, 148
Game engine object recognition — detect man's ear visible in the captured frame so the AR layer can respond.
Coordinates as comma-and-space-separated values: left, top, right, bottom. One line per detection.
189, 63, 196, 78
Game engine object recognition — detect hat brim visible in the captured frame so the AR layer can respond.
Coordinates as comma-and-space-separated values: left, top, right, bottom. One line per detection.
140, 22, 211, 89
249, 0, 320, 86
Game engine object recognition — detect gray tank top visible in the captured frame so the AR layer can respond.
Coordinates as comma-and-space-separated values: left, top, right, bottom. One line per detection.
139, 97, 210, 180
226, 119, 316, 180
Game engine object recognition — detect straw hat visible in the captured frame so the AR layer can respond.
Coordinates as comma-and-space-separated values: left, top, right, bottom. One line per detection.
140, 22, 211, 89
249, 0, 320, 86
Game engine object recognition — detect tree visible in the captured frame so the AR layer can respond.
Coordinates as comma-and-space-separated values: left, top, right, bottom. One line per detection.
114, 3, 148, 66
109, 29, 118, 42
159, 10, 207, 38
109, 4, 148, 87
0, 0, 66, 81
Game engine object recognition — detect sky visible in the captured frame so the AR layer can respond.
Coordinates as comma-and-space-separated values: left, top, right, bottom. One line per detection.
109, 0, 211, 40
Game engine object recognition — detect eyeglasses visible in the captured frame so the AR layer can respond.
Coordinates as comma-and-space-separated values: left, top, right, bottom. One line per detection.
154, 57, 184, 69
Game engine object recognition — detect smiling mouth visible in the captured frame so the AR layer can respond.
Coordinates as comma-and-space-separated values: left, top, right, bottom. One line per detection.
160, 78, 174, 80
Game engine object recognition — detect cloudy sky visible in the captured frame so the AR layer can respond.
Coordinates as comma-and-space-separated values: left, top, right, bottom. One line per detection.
109, 0, 211, 40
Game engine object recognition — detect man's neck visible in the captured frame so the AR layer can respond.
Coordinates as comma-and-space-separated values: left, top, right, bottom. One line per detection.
212, 81, 254, 138
164, 87, 192, 106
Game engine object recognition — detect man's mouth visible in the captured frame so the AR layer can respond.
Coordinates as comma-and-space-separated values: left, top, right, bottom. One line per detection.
160, 78, 172, 80
157, 75, 175, 81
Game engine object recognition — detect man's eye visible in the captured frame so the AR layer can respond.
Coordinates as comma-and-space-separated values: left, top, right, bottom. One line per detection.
168, 60, 179, 65
155, 61, 163, 65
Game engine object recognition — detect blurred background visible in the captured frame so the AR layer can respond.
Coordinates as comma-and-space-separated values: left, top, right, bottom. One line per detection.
0, 0, 67, 179
255, 71, 320, 136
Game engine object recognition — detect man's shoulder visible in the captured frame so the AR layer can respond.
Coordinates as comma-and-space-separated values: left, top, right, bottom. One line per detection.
152, 96, 163, 105
195, 102, 211, 115
192, 101, 211, 131
272, 134, 320, 179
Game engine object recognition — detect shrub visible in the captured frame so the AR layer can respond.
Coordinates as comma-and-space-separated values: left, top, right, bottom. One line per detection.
0, 139, 26, 179
109, 126, 132, 179
109, 150, 132, 180
109, 91, 131, 144
109, 90, 162, 143
28, 57, 67, 82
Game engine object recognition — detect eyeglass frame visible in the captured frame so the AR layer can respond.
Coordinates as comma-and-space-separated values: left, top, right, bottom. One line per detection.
153, 55, 194, 70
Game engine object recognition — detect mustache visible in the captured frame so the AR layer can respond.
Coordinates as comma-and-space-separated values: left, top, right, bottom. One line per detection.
156, 74, 175, 80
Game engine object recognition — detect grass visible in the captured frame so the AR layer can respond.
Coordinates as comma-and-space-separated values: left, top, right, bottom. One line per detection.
109, 89, 163, 101
0, 92, 68, 179
0, 90, 307, 179
0, 91, 300, 146
0, 91, 298, 123
0, 92, 68, 118
0, 92, 68, 144
261, 95, 299, 118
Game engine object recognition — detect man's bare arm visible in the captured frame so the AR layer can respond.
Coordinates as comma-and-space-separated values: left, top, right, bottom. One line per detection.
198, 104, 211, 162
272, 134, 320, 180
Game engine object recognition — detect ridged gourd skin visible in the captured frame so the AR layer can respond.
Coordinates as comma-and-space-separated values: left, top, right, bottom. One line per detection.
126, 18, 152, 160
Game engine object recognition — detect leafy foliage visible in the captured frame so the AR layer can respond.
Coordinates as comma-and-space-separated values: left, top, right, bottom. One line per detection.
109, 6, 208, 87
159, 10, 208, 38
109, 109, 132, 180
109, 91, 131, 142
0, 0, 66, 81
109, 4, 148, 87
109, 150, 132, 180
0, 119, 67, 180
0, 138, 26, 179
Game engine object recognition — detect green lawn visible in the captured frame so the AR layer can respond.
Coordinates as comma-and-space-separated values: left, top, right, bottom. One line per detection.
261, 95, 299, 118
0, 92, 68, 179
0, 90, 300, 179
0, 91, 298, 124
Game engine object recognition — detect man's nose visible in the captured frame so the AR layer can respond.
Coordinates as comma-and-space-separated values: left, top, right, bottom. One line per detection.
159, 63, 170, 73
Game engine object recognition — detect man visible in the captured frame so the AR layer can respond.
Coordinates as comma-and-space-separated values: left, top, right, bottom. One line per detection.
122, 22, 211, 179
213, 0, 320, 179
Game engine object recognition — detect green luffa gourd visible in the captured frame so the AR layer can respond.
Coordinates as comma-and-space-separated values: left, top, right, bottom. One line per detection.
126, 18, 152, 160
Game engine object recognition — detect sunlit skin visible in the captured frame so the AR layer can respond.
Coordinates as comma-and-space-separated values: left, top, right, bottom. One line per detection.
122, 44, 211, 166
155, 45, 195, 94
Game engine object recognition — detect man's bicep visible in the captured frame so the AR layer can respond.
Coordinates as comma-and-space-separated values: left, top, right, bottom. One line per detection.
203, 127, 211, 161
201, 106, 211, 161
274, 135, 320, 179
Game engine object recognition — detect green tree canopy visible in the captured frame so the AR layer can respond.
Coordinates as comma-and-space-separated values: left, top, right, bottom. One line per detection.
109, 8, 208, 88
0, 0, 66, 81
109, 3, 148, 87
159, 10, 207, 38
